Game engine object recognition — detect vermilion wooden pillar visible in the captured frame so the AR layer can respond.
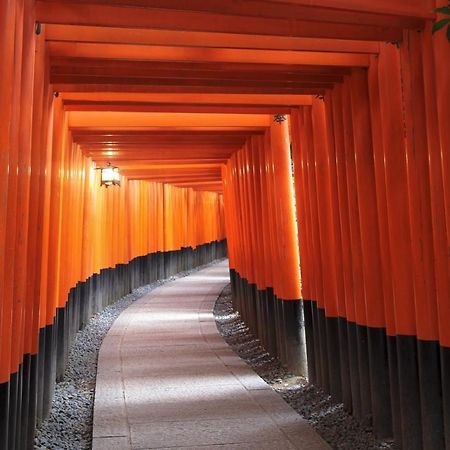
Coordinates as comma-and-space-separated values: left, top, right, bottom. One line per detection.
431, 19, 450, 439
249, 138, 264, 339
290, 108, 318, 382
5, 2, 25, 448
15, 3, 36, 447
374, 42, 417, 446
422, 20, 450, 450
401, 30, 439, 341
399, 26, 449, 450
349, 67, 393, 432
324, 94, 350, 405
341, 78, 365, 419
261, 132, 279, 356
269, 120, 301, 302
290, 109, 311, 302
302, 106, 328, 390
0, 18, 16, 442
264, 130, 279, 305
26, 19, 49, 448
328, 87, 355, 413
313, 97, 344, 401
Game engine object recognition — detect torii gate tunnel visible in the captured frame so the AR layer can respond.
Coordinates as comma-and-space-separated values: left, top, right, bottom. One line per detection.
0, 1, 449, 449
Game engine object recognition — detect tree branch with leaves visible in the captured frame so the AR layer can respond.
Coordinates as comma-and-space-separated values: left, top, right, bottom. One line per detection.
433, 4, 450, 41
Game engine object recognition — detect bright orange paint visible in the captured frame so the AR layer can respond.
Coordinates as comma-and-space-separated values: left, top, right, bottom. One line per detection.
1, 0, 449, 392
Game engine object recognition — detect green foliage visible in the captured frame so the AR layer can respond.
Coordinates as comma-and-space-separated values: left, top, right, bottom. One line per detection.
435, 6, 450, 15
433, 5, 450, 41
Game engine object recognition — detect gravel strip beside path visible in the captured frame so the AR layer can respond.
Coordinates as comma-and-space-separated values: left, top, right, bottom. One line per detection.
34, 260, 226, 450
214, 284, 398, 450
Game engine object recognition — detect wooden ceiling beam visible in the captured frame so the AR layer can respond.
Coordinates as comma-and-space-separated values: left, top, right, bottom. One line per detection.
79, 141, 245, 147
37, 0, 427, 28
171, 180, 224, 188
82, 148, 242, 156
121, 170, 222, 176
68, 112, 271, 128
264, 0, 432, 19
76, 137, 249, 144
51, 67, 344, 83
51, 76, 336, 91
45, 25, 380, 54
47, 42, 370, 66
93, 158, 228, 165
85, 150, 237, 158
86, 156, 236, 163
124, 175, 222, 183
51, 59, 353, 75
121, 172, 222, 178
54, 83, 327, 95
124, 170, 221, 175
64, 101, 293, 115
71, 125, 267, 132
72, 130, 263, 144
61, 93, 313, 106
72, 129, 264, 137
98, 162, 224, 169
35, 2, 411, 41
172, 180, 224, 185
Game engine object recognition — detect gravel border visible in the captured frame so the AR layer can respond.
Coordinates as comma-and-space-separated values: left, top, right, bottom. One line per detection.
34, 259, 226, 450
214, 284, 398, 450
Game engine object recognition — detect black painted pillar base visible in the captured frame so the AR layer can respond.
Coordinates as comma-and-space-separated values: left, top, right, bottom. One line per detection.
317, 307, 330, 393
36, 327, 45, 427
442, 346, 450, 449
56, 307, 66, 382
356, 325, 372, 426
303, 300, 316, 383
310, 302, 323, 388
27, 354, 38, 450
274, 288, 450, 450
229, 272, 307, 376
326, 317, 342, 402
0, 380, 9, 450
265, 288, 277, 356
387, 335, 402, 448
42, 323, 57, 421
418, 340, 444, 450
397, 336, 422, 450
7, 371, 18, 450
367, 327, 392, 438
338, 318, 352, 412
20, 354, 31, 450
347, 322, 362, 418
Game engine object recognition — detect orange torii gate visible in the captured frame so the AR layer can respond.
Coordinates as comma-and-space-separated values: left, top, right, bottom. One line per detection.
0, 0, 449, 449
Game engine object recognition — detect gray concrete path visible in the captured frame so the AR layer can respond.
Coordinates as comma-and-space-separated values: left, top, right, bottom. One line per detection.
93, 260, 330, 450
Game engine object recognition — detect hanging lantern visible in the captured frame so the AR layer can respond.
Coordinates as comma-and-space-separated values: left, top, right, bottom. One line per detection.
97, 162, 121, 188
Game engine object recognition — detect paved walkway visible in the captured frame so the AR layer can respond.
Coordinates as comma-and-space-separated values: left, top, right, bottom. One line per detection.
93, 260, 330, 450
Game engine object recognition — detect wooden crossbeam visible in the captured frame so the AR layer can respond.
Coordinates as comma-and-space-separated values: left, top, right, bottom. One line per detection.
36, 1, 424, 41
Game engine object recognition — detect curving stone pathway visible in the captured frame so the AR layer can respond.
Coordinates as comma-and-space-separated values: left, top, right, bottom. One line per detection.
93, 260, 330, 450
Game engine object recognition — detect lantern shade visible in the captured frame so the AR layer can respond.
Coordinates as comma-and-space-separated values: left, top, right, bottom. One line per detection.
98, 162, 121, 187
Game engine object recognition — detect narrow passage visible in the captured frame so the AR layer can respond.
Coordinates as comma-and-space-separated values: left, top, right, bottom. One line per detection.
92, 261, 329, 450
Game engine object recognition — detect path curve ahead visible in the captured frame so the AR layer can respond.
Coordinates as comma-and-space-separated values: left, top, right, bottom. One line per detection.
93, 260, 330, 450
